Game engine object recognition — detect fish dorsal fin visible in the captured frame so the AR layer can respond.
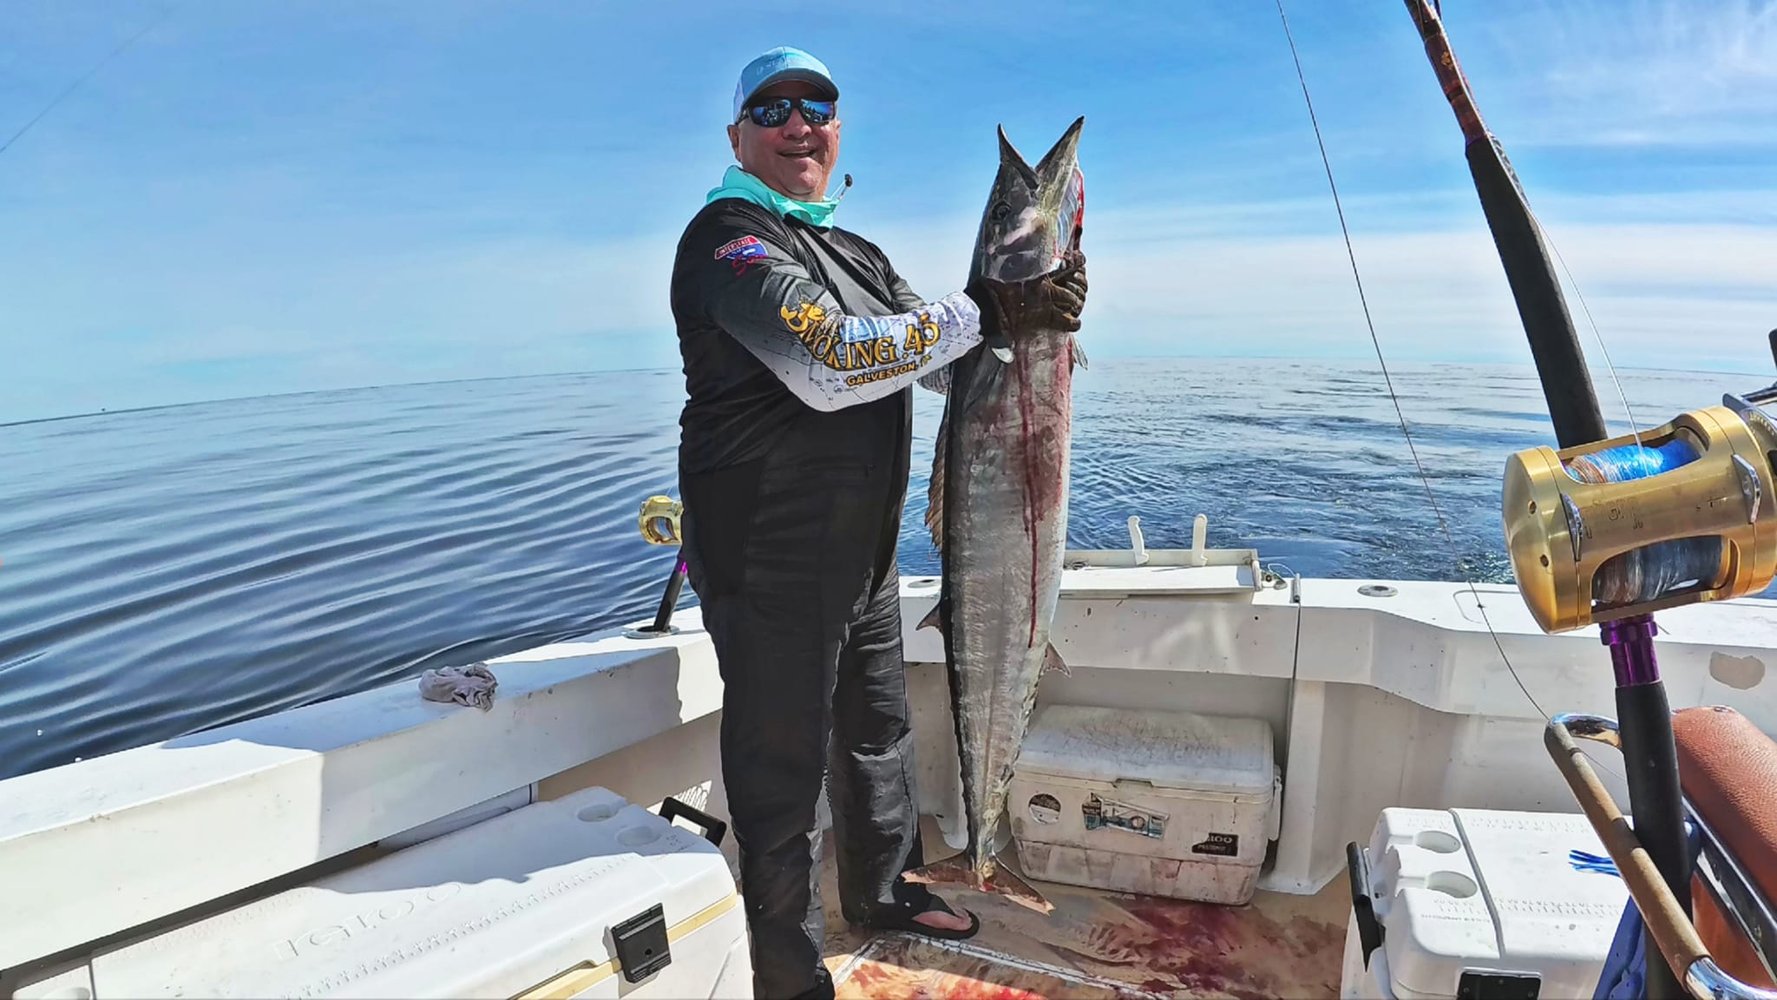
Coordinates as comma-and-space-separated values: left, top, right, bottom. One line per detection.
926, 349, 1004, 555
925, 401, 950, 554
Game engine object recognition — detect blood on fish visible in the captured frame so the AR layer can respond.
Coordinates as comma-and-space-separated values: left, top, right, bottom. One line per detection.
1010, 343, 1073, 649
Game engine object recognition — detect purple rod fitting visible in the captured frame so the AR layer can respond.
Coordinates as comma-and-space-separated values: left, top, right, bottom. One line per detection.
1600, 614, 1661, 687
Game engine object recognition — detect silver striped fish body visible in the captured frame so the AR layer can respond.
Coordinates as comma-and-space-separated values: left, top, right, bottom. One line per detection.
925, 117, 1085, 891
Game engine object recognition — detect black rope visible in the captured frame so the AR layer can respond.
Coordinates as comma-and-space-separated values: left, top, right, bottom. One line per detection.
1, 5, 174, 158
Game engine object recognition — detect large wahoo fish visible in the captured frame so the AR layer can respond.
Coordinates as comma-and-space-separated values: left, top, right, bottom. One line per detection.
908, 117, 1086, 913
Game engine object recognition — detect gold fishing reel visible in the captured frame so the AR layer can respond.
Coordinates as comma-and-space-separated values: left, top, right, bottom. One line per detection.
638, 495, 683, 546
1503, 393, 1777, 634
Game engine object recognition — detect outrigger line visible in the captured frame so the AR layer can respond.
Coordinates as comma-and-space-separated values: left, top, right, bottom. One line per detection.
1273, 2, 1703, 996
1269, 0, 1575, 731
0, 4, 176, 158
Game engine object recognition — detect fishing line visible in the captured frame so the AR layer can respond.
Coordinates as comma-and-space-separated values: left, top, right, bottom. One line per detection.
1565, 438, 1727, 606
1549, 237, 1647, 451
1270, 0, 1634, 780
0, 4, 176, 158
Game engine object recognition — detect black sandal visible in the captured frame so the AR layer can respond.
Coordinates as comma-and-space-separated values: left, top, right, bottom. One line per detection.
865, 893, 981, 941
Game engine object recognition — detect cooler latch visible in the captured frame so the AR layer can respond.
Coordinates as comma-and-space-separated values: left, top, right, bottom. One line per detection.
612, 903, 671, 984
1456, 971, 1540, 998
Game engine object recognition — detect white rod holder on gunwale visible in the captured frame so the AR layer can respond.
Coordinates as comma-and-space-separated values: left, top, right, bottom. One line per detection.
1128, 516, 1148, 566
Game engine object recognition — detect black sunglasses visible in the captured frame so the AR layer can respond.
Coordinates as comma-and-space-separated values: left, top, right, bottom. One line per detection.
739, 97, 837, 128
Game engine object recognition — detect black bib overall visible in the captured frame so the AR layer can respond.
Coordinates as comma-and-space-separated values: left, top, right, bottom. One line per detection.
670, 197, 978, 998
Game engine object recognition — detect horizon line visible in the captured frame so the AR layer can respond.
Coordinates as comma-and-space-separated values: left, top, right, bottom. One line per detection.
7, 353, 1772, 429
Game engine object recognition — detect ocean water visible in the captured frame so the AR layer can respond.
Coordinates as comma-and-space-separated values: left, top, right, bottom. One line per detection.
1, 359, 1764, 779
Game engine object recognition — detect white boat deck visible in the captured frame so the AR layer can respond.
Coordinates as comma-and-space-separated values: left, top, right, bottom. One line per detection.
4, 553, 1774, 993
820, 820, 1350, 999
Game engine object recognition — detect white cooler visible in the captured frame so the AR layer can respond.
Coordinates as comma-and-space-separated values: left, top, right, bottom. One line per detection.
13, 786, 752, 999
1339, 807, 1630, 999
1006, 704, 1280, 905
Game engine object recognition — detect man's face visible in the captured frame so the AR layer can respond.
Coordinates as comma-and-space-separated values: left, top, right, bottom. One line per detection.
727, 80, 841, 201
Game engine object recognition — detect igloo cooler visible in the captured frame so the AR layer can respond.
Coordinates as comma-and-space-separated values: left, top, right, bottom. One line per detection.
12, 786, 752, 998
1339, 806, 1631, 999
1007, 704, 1281, 905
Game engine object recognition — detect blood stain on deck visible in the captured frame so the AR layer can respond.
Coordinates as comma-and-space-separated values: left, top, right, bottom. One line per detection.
1072, 895, 1344, 998
839, 937, 1140, 1000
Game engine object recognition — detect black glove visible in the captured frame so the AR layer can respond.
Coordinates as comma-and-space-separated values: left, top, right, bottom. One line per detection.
965, 250, 1088, 342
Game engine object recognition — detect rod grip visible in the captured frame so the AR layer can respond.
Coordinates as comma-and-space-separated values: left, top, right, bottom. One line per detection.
1618, 683, 1694, 999
1546, 721, 1709, 994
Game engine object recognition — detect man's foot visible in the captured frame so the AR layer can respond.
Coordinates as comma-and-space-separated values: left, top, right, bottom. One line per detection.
863, 892, 981, 941
912, 902, 975, 933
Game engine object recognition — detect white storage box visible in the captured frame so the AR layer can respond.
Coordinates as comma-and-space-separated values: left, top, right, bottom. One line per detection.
1339, 807, 1630, 999
1006, 704, 1280, 905
12, 786, 751, 999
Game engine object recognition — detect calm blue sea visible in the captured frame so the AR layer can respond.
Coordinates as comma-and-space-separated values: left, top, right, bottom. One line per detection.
1, 359, 1765, 779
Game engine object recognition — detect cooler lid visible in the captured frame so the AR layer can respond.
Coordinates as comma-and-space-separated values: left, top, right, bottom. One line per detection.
86, 787, 734, 998
1015, 705, 1275, 795
1369, 807, 1630, 1000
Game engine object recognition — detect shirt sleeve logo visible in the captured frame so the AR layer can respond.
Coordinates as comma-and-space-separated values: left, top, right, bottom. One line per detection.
714, 235, 767, 261
780, 301, 827, 334
714, 235, 769, 276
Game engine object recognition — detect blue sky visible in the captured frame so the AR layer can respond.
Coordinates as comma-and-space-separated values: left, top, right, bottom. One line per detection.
4, 0, 1776, 422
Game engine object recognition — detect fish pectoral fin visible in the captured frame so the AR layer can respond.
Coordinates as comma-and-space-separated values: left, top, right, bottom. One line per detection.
917, 602, 944, 632
1071, 334, 1088, 370
926, 414, 947, 553
1042, 643, 1071, 677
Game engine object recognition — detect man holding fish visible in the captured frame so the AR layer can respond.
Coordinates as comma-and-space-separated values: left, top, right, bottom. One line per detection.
669, 45, 1088, 999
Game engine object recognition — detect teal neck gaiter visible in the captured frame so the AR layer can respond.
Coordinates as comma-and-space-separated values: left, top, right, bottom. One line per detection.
706, 166, 840, 228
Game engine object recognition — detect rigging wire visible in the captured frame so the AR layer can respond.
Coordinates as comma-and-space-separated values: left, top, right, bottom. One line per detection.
1, 4, 175, 158
1270, 0, 1633, 780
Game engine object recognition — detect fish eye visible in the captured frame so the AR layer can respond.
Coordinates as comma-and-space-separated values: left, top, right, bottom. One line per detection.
990, 201, 1011, 221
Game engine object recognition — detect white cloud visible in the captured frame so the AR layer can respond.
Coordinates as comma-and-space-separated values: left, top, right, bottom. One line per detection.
855, 199, 1777, 376
1476, 0, 1777, 147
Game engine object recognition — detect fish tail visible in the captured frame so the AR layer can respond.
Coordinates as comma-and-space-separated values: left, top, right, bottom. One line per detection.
900, 855, 1055, 915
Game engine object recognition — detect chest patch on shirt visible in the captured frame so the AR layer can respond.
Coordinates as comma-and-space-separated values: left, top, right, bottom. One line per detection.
714, 235, 767, 261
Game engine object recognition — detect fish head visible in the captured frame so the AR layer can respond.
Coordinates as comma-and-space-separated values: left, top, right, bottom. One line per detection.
971, 116, 1084, 285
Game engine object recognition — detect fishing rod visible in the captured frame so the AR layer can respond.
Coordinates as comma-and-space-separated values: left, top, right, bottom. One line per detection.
1401, 3, 1777, 996
631, 495, 686, 636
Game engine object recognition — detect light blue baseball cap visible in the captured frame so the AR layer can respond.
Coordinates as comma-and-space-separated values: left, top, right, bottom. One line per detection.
732, 46, 839, 121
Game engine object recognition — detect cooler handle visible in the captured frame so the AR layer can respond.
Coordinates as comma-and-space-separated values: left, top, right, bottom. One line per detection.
659, 796, 727, 847
1346, 841, 1385, 968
